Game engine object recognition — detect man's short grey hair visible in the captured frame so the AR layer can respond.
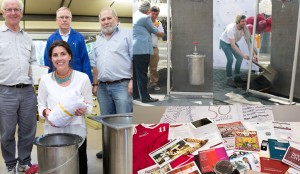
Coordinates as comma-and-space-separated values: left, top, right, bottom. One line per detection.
1, 0, 24, 12
99, 7, 118, 18
138, 1, 151, 14
56, 7, 72, 17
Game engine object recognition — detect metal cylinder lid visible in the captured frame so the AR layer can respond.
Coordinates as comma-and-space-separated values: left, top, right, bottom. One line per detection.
186, 54, 206, 58
33, 133, 83, 147
91, 113, 133, 130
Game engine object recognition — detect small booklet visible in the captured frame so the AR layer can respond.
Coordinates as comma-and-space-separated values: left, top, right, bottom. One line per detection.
268, 138, 290, 161
282, 146, 300, 171
166, 161, 201, 174
234, 130, 260, 152
149, 138, 191, 168
198, 147, 229, 173
260, 157, 289, 174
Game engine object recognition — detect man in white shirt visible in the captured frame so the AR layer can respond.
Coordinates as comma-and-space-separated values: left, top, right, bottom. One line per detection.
148, 6, 164, 91
219, 14, 257, 87
0, 0, 37, 173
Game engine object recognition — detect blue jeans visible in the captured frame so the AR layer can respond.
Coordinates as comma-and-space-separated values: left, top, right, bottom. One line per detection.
97, 80, 132, 115
219, 40, 243, 77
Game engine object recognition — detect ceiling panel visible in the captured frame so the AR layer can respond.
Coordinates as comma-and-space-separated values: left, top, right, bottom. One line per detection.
24, 0, 61, 14
0, 0, 132, 17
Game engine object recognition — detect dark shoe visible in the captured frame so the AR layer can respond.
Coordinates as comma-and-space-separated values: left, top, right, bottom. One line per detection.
234, 76, 247, 83
96, 151, 103, 159
133, 96, 140, 100
226, 79, 237, 88
142, 97, 159, 103
5, 165, 16, 174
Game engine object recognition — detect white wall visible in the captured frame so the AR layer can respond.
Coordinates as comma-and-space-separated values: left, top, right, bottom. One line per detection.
213, 0, 258, 70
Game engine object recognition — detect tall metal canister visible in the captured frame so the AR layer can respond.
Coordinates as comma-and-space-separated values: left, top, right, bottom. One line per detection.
186, 46, 205, 85
91, 113, 133, 174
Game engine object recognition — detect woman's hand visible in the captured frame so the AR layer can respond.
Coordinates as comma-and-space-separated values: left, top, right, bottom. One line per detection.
43, 108, 51, 118
43, 109, 58, 127
74, 108, 87, 116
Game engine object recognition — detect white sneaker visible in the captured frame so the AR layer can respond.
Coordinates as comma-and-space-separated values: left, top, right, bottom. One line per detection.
5, 166, 16, 174
17, 163, 31, 172
154, 86, 161, 91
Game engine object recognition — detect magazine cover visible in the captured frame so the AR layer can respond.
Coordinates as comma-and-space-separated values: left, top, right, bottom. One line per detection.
228, 151, 260, 174
217, 121, 246, 150
137, 164, 172, 174
282, 146, 300, 171
149, 139, 191, 168
234, 130, 260, 152
166, 161, 201, 174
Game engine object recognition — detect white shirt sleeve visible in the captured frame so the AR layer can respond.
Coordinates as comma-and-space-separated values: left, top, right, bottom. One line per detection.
80, 74, 93, 115
158, 22, 164, 33
37, 76, 48, 119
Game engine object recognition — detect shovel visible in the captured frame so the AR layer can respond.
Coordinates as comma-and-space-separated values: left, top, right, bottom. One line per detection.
251, 59, 278, 85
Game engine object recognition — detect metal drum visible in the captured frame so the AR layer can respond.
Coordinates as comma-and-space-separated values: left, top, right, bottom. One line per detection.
186, 54, 206, 85
33, 133, 82, 174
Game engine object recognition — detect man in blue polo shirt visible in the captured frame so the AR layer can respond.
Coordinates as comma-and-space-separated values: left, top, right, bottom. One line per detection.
44, 7, 92, 82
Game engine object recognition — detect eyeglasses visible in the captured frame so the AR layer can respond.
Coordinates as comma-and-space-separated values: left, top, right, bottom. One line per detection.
4, 8, 22, 13
57, 16, 72, 20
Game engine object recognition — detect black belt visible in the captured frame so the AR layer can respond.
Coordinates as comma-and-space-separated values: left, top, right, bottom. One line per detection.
99, 78, 131, 85
7, 84, 31, 88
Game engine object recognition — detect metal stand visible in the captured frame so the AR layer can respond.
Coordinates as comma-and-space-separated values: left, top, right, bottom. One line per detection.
246, 0, 298, 104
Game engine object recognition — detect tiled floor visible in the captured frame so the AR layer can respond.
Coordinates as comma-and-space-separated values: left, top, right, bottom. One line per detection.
0, 121, 103, 174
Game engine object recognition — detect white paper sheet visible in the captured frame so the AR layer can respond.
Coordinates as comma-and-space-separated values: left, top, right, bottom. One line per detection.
160, 106, 240, 124
160, 106, 195, 123
238, 105, 274, 122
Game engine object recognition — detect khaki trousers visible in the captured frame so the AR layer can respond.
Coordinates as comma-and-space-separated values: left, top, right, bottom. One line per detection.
149, 47, 159, 86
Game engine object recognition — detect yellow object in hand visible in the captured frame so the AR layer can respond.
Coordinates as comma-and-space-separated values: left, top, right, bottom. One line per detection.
255, 34, 261, 48
154, 20, 159, 28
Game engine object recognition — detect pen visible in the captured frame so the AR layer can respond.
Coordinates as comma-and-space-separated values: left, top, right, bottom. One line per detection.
210, 142, 223, 148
